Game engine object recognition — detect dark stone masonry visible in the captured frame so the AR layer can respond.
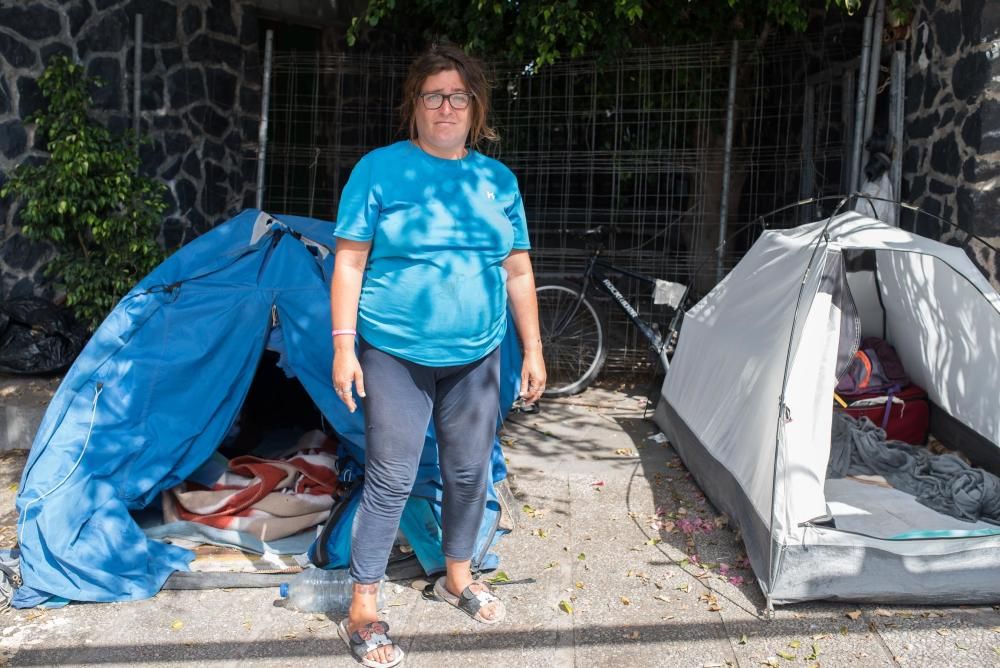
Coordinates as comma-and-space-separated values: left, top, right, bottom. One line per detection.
0, 0, 262, 301
904, 0, 1000, 285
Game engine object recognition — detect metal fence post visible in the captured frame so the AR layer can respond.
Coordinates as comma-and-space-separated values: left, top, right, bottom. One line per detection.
862, 0, 886, 171
851, 1, 876, 192
799, 84, 816, 223
133, 13, 142, 154
889, 45, 906, 225
255, 29, 274, 211
717, 39, 739, 285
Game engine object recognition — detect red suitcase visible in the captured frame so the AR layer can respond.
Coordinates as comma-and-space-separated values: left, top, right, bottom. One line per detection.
836, 384, 930, 445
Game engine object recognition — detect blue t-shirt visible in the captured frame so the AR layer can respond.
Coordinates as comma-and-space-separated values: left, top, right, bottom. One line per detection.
334, 141, 530, 366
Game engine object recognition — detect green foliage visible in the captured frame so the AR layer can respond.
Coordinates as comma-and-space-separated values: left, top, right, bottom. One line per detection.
346, 0, 866, 68
1, 56, 167, 330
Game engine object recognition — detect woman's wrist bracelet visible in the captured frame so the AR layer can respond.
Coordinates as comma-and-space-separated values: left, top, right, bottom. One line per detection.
332, 328, 357, 337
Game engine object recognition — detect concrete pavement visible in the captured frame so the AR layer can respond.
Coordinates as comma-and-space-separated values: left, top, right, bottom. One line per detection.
1, 383, 999, 667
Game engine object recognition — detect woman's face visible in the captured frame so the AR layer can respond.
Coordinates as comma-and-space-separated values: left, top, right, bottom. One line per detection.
414, 69, 472, 158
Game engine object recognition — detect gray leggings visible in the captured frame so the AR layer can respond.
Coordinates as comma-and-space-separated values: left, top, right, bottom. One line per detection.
349, 339, 501, 584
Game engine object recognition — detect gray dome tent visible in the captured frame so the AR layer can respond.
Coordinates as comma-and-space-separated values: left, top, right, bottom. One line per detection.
655, 212, 1000, 606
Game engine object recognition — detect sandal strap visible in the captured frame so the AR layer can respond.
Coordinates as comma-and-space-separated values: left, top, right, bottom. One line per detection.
458, 584, 499, 617
348, 621, 393, 658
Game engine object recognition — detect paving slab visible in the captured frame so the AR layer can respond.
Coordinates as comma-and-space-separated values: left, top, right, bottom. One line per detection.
0, 375, 59, 453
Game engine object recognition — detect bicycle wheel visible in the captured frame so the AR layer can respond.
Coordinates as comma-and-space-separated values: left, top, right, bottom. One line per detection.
535, 279, 608, 396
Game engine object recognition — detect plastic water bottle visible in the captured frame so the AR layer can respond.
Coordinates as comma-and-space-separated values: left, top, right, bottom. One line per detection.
278, 568, 384, 614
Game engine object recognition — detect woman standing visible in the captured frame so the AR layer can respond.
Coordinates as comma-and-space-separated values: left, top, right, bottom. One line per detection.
330, 43, 545, 667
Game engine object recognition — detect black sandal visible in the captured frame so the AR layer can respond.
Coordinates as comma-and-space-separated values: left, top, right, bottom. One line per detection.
433, 577, 506, 625
337, 619, 404, 667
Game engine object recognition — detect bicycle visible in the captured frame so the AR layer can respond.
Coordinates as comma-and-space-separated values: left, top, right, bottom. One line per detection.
534, 226, 688, 397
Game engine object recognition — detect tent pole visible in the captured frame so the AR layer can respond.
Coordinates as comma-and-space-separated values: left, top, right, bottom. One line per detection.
255, 30, 274, 211
717, 39, 739, 285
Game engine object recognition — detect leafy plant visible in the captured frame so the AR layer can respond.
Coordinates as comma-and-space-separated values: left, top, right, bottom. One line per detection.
346, 0, 869, 70
1, 56, 167, 330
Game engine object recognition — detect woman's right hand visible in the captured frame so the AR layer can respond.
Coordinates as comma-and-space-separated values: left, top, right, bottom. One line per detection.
333, 350, 366, 413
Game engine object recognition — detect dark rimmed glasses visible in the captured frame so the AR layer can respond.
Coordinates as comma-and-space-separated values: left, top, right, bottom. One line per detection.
417, 92, 474, 110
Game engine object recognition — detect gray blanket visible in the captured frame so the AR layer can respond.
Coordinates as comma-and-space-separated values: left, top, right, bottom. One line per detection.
829, 413, 1000, 526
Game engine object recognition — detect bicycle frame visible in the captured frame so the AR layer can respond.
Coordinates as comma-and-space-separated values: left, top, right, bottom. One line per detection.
552, 250, 678, 372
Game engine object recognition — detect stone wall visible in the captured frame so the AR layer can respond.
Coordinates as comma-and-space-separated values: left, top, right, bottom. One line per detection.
0, 0, 262, 301
903, 0, 1000, 285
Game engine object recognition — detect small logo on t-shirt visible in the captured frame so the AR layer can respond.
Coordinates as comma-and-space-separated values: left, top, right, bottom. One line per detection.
486, 191, 495, 200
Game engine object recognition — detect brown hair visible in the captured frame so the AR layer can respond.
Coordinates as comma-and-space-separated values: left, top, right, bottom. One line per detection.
399, 43, 499, 147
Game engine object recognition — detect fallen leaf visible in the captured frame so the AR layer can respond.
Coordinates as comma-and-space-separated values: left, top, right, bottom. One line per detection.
676, 583, 691, 593
990, 626, 1000, 634
654, 594, 671, 603
532, 528, 549, 538
577, 553, 586, 560
575, 581, 585, 589
805, 643, 819, 661
873, 608, 893, 617
839, 626, 848, 636
788, 640, 800, 649
614, 448, 635, 456
625, 631, 640, 640
738, 633, 748, 645
487, 571, 511, 584
936, 629, 951, 636
620, 596, 631, 606
242, 619, 252, 631
845, 610, 862, 620
646, 537, 661, 546
522, 504, 535, 515
544, 561, 557, 570
810, 633, 830, 640
6, 484, 16, 492
761, 659, 780, 668
955, 641, 969, 651
170, 620, 183, 631
776, 650, 796, 660
558, 600, 573, 614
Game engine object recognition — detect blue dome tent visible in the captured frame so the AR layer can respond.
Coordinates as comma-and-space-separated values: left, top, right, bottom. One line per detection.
13, 210, 518, 608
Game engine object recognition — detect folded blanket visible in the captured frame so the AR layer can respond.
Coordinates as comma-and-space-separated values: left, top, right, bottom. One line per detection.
164, 430, 341, 541
829, 413, 1000, 525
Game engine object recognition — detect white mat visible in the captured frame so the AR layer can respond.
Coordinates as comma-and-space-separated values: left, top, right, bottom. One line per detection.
824, 477, 1000, 539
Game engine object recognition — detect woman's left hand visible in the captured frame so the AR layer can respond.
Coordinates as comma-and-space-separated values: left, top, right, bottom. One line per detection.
519, 349, 547, 404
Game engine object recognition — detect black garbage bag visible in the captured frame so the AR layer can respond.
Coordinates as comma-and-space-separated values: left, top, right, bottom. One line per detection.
0, 297, 86, 375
